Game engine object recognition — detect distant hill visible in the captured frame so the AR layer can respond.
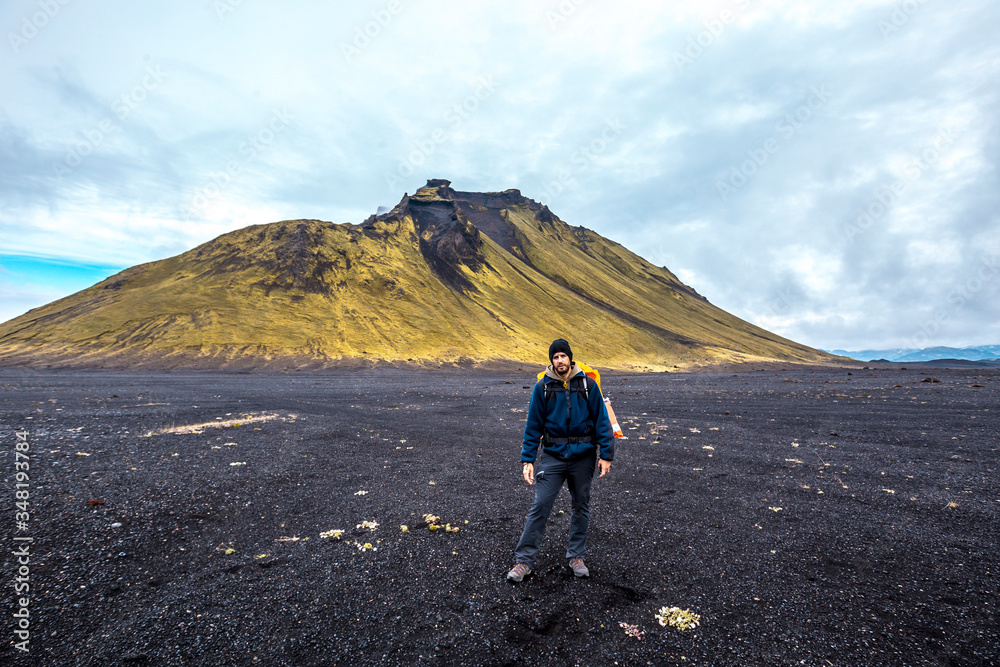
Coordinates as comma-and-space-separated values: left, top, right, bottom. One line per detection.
0, 179, 844, 370
831, 345, 1000, 363
911, 359, 1000, 368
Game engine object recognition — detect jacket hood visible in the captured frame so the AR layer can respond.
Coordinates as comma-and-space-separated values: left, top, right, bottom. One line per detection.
544, 363, 582, 382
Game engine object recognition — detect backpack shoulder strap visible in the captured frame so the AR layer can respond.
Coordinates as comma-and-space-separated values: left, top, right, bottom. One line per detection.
539, 373, 589, 405
540, 377, 557, 404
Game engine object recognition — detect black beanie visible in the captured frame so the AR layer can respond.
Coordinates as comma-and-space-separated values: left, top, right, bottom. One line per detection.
548, 338, 573, 364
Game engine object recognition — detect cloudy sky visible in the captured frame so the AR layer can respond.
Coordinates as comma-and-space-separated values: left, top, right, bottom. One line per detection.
2, 0, 998, 352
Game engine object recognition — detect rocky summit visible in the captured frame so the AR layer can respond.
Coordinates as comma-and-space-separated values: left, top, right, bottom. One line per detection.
0, 179, 840, 370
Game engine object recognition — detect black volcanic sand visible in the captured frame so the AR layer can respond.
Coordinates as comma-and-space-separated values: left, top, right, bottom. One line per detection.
1, 366, 997, 666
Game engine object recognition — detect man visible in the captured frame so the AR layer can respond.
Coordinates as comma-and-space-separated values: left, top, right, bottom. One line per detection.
507, 339, 614, 582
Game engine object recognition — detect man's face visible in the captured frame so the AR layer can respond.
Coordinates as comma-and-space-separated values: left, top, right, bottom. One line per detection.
552, 352, 571, 375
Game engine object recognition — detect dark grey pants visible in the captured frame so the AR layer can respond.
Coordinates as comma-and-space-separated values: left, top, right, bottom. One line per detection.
514, 449, 597, 567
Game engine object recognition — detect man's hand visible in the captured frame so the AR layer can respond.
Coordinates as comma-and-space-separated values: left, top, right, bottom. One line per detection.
598, 459, 612, 477
522, 462, 534, 485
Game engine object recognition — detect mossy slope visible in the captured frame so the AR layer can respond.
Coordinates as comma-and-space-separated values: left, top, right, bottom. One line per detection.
0, 180, 840, 370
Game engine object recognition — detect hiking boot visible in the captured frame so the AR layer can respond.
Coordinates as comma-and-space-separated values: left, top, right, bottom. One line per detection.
568, 557, 589, 578
506, 563, 532, 582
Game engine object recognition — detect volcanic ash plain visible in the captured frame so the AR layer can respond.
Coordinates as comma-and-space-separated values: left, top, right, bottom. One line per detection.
1, 366, 997, 666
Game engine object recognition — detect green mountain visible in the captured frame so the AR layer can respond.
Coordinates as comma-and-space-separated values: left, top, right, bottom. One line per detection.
0, 179, 841, 370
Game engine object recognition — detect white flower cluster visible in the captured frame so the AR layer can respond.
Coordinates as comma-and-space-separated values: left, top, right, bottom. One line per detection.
655, 606, 701, 631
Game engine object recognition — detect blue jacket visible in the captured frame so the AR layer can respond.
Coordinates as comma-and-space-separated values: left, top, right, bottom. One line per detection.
521, 367, 614, 463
